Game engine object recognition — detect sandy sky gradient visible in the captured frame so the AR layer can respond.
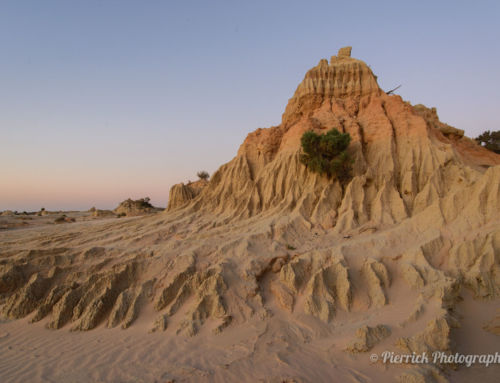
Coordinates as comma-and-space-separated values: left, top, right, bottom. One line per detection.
1, 0, 499, 211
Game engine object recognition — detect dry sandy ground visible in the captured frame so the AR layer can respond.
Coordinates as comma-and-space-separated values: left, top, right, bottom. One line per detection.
0, 286, 498, 382
0, 211, 113, 231
0, 213, 498, 383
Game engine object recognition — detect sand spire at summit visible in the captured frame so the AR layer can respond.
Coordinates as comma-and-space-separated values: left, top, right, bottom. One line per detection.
167, 47, 499, 232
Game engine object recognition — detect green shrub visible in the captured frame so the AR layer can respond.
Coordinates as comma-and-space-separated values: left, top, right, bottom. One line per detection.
475, 130, 500, 154
197, 171, 210, 181
300, 128, 352, 181
139, 197, 153, 208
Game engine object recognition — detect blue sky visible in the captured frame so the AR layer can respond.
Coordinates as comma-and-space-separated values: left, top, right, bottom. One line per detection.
1, 0, 499, 211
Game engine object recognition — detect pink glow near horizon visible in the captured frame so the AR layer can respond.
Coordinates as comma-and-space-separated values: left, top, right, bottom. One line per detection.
1, 172, 178, 211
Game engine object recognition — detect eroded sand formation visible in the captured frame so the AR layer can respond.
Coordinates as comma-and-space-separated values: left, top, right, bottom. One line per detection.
1, 47, 499, 382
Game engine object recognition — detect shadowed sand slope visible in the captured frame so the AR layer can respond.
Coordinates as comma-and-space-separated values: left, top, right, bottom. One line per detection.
1, 47, 499, 382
